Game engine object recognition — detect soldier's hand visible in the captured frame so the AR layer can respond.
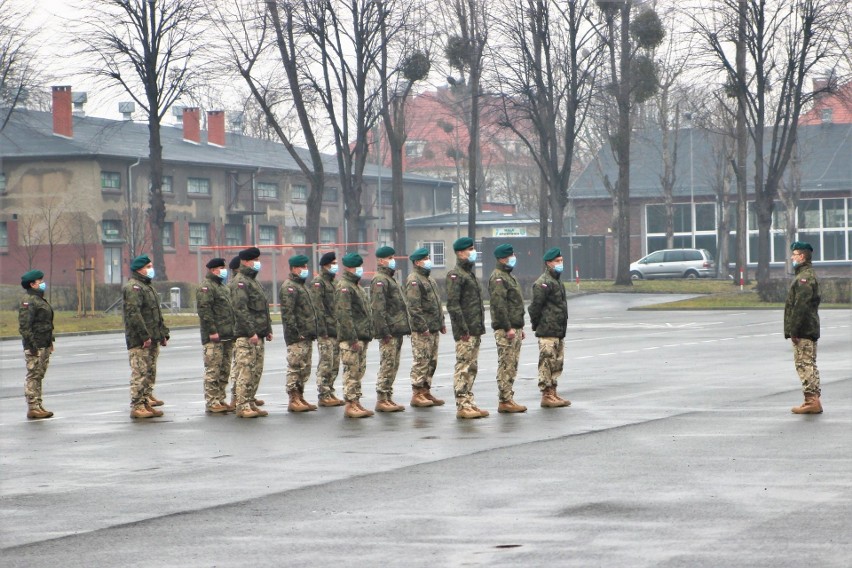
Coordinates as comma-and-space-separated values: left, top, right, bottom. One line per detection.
160, 338, 168, 347
249, 334, 260, 345
461, 334, 471, 342
382, 336, 392, 345
520, 330, 526, 340
423, 330, 431, 336
322, 334, 328, 339
266, 333, 273, 341
143, 339, 153, 349
210, 333, 220, 343
351, 341, 361, 352
791, 337, 800, 345
28, 347, 38, 356
440, 326, 447, 335
507, 329, 516, 340
50, 344, 55, 353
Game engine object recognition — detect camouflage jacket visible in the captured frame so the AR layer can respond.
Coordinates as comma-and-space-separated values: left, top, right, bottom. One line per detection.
445, 258, 485, 340
335, 271, 373, 342
122, 271, 169, 349
280, 274, 319, 345
230, 266, 272, 339
784, 262, 821, 340
405, 265, 445, 333
197, 272, 236, 344
488, 264, 525, 331
370, 266, 411, 339
309, 269, 337, 338
528, 268, 567, 338
18, 289, 54, 350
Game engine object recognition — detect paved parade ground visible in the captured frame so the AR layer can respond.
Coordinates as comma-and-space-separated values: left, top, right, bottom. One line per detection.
1, 293, 850, 567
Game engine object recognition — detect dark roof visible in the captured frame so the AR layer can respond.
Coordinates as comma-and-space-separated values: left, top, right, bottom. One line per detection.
406, 210, 539, 227
0, 108, 451, 186
570, 122, 852, 199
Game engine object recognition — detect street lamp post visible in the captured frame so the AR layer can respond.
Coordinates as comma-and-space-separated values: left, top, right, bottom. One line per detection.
685, 112, 695, 248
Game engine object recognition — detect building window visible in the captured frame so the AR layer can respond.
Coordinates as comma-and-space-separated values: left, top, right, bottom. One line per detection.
102, 219, 122, 241
644, 202, 718, 256
161, 222, 174, 247
290, 227, 307, 244
259, 225, 277, 245
101, 171, 121, 190
379, 189, 393, 207
189, 223, 209, 247
379, 229, 393, 246
320, 227, 337, 244
0, 172, 6, 193
323, 186, 339, 203
424, 241, 445, 267
405, 140, 426, 158
257, 182, 278, 200
225, 224, 243, 246
161, 176, 173, 193
0, 221, 7, 248
292, 184, 308, 200
187, 177, 210, 195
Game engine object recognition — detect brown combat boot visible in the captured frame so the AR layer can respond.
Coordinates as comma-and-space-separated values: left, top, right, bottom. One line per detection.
147, 395, 164, 407
456, 406, 483, 419
254, 398, 265, 406
472, 405, 490, 417
792, 393, 823, 414
144, 403, 164, 417
298, 389, 318, 411
424, 388, 446, 406
552, 388, 571, 406
206, 403, 229, 414
236, 405, 259, 418
27, 406, 54, 419
130, 405, 154, 419
410, 387, 435, 408
375, 398, 404, 412
318, 395, 345, 407
288, 390, 311, 412
541, 387, 570, 408
250, 401, 268, 417
344, 401, 374, 418
498, 400, 527, 413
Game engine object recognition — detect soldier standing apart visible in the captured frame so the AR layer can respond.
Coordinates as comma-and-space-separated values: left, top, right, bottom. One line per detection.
197, 258, 235, 414
446, 237, 489, 419
224, 255, 242, 411
528, 248, 571, 408
310, 252, 344, 407
370, 246, 410, 412
280, 254, 319, 412
489, 244, 528, 413
230, 247, 273, 418
335, 252, 375, 418
18, 269, 55, 419
785, 241, 823, 414
405, 248, 446, 408
123, 254, 170, 419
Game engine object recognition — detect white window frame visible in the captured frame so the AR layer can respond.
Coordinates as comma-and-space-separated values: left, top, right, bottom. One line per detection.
258, 225, 277, 245
424, 240, 445, 267
101, 171, 121, 190
189, 223, 209, 247
257, 182, 278, 200
187, 177, 210, 195
292, 184, 308, 200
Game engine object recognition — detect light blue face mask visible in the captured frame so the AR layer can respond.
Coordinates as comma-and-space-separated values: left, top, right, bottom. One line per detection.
354, 267, 364, 278
468, 250, 478, 263
299, 269, 310, 280
792, 261, 799, 268
387, 259, 396, 270
252, 261, 262, 273
329, 264, 339, 275
422, 259, 433, 270
218, 269, 228, 281
146, 267, 156, 279
38, 281, 47, 291
506, 256, 517, 268
554, 263, 564, 274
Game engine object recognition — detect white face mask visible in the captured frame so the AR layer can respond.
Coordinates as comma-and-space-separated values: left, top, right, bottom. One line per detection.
329, 264, 339, 274
553, 263, 564, 274
354, 266, 364, 278
506, 256, 517, 268
218, 268, 228, 281
387, 259, 396, 270
422, 259, 433, 270
146, 267, 156, 279
299, 269, 310, 280
252, 261, 261, 272
467, 250, 478, 263
38, 281, 47, 291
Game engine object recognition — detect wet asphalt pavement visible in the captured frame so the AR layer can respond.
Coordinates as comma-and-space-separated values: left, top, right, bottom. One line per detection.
1, 293, 850, 567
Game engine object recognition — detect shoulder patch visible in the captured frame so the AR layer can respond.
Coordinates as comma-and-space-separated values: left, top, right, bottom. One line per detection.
800, 279, 808, 283
314, 282, 321, 288
287, 287, 295, 293
540, 283, 548, 288
341, 288, 349, 293
238, 282, 246, 288
132, 285, 141, 290
22, 301, 29, 307
200, 286, 208, 292
410, 281, 419, 286
495, 278, 503, 283
376, 281, 384, 286
449, 274, 458, 279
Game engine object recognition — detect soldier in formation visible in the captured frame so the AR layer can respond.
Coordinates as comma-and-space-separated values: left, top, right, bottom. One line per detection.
230, 247, 272, 418
488, 243, 527, 413
197, 257, 235, 414
310, 252, 344, 407
370, 246, 410, 412
18, 269, 55, 419
445, 237, 489, 419
280, 254, 319, 412
224, 255, 242, 410
122, 254, 169, 419
405, 247, 446, 408
335, 252, 375, 418
528, 248, 571, 408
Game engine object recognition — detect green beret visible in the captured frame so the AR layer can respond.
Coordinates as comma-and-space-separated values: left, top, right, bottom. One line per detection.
790, 241, 813, 252
342, 252, 363, 267
494, 243, 514, 259
21, 269, 44, 284
376, 245, 395, 258
130, 254, 151, 271
453, 237, 474, 251
543, 247, 561, 262
289, 254, 309, 267
409, 247, 429, 262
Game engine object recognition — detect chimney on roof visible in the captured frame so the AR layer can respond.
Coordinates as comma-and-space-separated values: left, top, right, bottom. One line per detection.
118, 101, 135, 121
182, 107, 200, 144
52, 86, 73, 139
72, 92, 87, 117
207, 110, 225, 147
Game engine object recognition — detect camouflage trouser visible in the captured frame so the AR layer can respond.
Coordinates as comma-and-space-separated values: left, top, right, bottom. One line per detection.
453, 335, 481, 409
128, 344, 159, 408
537, 337, 564, 391
793, 339, 821, 395
203, 340, 234, 407
226, 342, 239, 402
494, 329, 521, 402
376, 336, 403, 399
286, 340, 313, 393
233, 337, 265, 410
410, 331, 439, 389
340, 340, 367, 402
24, 347, 51, 408
316, 336, 341, 399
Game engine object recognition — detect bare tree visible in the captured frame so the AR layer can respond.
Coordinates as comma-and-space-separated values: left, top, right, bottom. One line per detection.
0, 0, 46, 130
16, 213, 45, 271
79, 0, 205, 280
40, 196, 68, 302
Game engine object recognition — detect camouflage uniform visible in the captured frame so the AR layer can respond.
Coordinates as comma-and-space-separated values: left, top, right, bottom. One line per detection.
528, 267, 568, 391
19, 288, 54, 410
122, 271, 169, 409
405, 265, 445, 389
371, 266, 411, 400
310, 268, 340, 400
197, 272, 236, 408
336, 271, 373, 402
231, 266, 272, 412
280, 274, 319, 394
784, 261, 821, 396
489, 263, 525, 402
446, 258, 486, 410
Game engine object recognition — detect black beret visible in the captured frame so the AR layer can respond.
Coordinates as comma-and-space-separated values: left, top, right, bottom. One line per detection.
342, 252, 363, 267
206, 257, 226, 269
228, 256, 241, 271
494, 243, 513, 259
319, 251, 336, 266
289, 254, 310, 267
239, 247, 261, 260
453, 237, 474, 251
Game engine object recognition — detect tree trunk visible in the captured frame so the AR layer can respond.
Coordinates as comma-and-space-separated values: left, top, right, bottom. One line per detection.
147, 115, 167, 280
613, 4, 633, 286
734, 0, 748, 285
305, 174, 322, 245
390, 141, 406, 256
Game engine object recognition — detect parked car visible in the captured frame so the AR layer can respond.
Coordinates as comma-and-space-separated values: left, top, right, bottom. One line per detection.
630, 248, 715, 280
